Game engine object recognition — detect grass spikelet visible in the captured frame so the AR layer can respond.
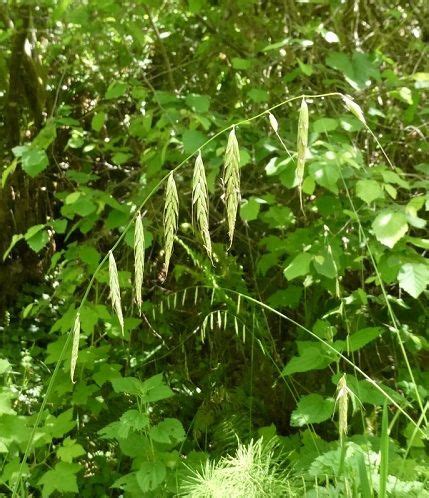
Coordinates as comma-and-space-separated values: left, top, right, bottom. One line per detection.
192, 151, 212, 260
223, 127, 240, 247
70, 312, 80, 383
134, 212, 145, 315
108, 250, 124, 334
163, 171, 179, 276
296, 98, 308, 213
336, 374, 349, 440
268, 112, 278, 133
342, 94, 366, 125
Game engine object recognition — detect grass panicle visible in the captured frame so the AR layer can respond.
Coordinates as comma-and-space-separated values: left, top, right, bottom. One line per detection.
70, 313, 81, 383
108, 251, 124, 334
296, 98, 308, 213
223, 127, 240, 247
163, 171, 179, 276
134, 212, 145, 314
192, 151, 212, 260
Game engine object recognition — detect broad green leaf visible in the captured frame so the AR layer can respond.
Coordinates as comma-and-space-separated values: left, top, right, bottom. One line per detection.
312, 118, 338, 133
313, 248, 337, 279
105, 81, 127, 99
57, 437, 85, 462
347, 327, 383, 352
372, 210, 408, 248
22, 148, 49, 177
91, 112, 106, 132
185, 94, 211, 113
38, 462, 80, 498
284, 253, 312, 280
240, 198, 261, 222
149, 418, 186, 444
111, 376, 145, 395
291, 394, 335, 426
397, 263, 429, 298
182, 130, 206, 154
231, 57, 252, 70
282, 345, 335, 376
309, 161, 339, 193
356, 179, 384, 204
136, 461, 166, 492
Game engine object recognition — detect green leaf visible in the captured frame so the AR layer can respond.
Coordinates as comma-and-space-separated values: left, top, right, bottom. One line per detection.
57, 437, 85, 462
136, 461, 166, 492
309, 161, 339, 193
282, 344, 336, 376
38, 462, 80, 498
111, 376, 145, 395
291, 394, 335, 426
105, 81, 127, 99
284, 253, 312, 280
397, 263, 429, 298
25, 225, 49, 253
247, 88, 269, 103
312, 118, 338, 133
347, 327, 383, 352
21, 148, 49, 177
240, 198, 261, 222
91, 112, 106, 132
149, 418, 186, 444
356, 179, 384, 204
185, 94, 211, 113
3, 234, 24, 260
182, 130, 206, 154
231, 57, 252, 70
313, 248, 337, 279
372, 210, 408, 248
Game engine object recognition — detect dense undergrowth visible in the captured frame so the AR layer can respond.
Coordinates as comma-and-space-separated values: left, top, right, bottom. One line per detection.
0, 1, 428, 497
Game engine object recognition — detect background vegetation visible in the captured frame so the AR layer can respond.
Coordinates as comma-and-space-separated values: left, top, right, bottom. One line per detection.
0, 1, 428, 496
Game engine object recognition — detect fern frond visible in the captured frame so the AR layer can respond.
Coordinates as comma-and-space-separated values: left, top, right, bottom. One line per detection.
163, 172, 179, 276
108, 251, 124, 334
134, 212, 145, 315
192, 151, 212, 260
70, 312, 80, 383
296, 98, 308, 213
223, 127, 240, 247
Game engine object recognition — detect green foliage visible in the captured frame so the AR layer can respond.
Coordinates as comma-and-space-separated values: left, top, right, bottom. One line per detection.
0, 1, 428, 497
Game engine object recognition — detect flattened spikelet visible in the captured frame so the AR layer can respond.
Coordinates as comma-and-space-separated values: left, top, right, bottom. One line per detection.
134, 212, 145, 315
342, 94, 366, 125
163, 172, 179, 276
336, 374, 349, 440
296, 98, 308, 212
192, 152, 212, 260
223, 127, 240, 246
70, 312, 80, 383
108, 251, 124, 334
268, 112, 278, 133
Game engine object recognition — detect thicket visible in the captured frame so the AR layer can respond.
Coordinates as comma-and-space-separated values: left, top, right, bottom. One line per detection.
0, 1, 428, 497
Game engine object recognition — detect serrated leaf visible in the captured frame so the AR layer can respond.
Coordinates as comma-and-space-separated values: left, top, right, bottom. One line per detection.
38, 462, 80, 498
356, 179, 384, 204
22, 148, 49, 177
347, 327, 383, 352
397, 263, 429, 298
372, 210, 408, 248
136, 461, 166, 492
149, 418, 186, 444
291, 394, 335, 426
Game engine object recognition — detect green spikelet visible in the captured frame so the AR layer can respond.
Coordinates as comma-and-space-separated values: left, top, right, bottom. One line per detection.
108, 251, 124, 334
134, 212, 145, 315
223, 127, 240, 247
70, 312, 80, 383
163, 172, 179, 276
192, 152, 212, 260
337, 374, 349, 441
296, 98, 308, 213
